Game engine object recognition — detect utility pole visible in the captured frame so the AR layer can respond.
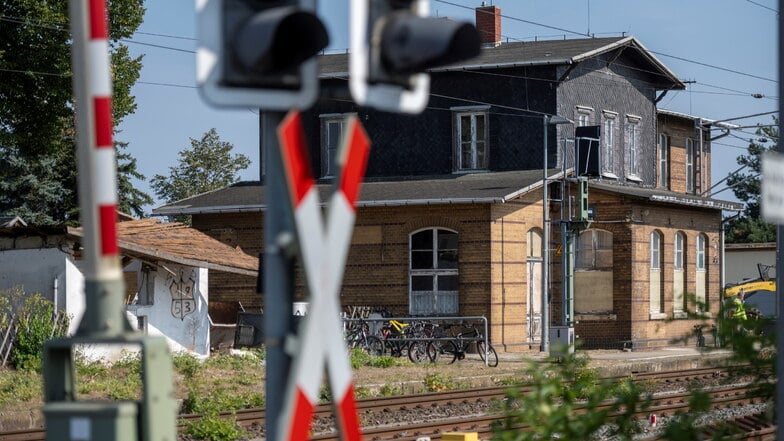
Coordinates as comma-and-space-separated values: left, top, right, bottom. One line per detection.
261, 111, 295, 441
775, 0, 783, 437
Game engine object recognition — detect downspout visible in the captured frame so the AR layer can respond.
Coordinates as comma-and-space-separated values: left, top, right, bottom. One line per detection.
698, 119, 705, 193
53, 276, 59, 311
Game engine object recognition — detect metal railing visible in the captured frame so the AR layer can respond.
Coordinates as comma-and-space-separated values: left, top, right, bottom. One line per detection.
342, 315, 491, 366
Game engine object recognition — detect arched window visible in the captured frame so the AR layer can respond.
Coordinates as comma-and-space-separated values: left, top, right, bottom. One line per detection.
410, 228, 458, 315
696, 234, 706, 271
527, 228, 543, 259
649, 231, 664, 316
696, 234, 708, 311
673, 232, 686, 314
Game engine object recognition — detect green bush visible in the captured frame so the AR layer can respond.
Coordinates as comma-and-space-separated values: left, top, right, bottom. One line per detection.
182, 386, 264, 414
184, 413, 246, 441
423, 373, 457, 392
349, 348, 400, 368
0, 288, 70, 372
378, 384, 401, 397
172, 352, 203, 379
491, 354, 649, 441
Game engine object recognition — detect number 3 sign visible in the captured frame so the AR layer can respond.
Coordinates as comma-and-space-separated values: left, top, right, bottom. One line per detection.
276, 111, 370, 441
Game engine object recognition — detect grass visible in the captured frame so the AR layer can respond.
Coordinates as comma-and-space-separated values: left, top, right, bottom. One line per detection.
0, 343, 514, 431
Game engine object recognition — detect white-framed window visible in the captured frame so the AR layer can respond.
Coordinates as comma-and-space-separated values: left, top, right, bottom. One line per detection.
650, 231, 661, 270
576, 106, 593, 127
686, 138, 696, 193
650, 231, 664, 315
696, 234, 706, 271
602, 111, 616, 175
625, 116, 641, 179
320, 113, 353, 177
576, 229, 613, 270
658, 133, 669, 189
674, 232, 686, 314
454, 108, 488, 171
410, 228, 459, 315
137, 315, 148, 335
674, 232, 684, 270
696, 234, 707, 312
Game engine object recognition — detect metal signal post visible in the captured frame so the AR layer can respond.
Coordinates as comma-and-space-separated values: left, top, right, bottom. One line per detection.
43, 2, 177, 441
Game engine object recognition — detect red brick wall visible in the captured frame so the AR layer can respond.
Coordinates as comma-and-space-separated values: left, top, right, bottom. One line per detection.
475, 5, 501, 46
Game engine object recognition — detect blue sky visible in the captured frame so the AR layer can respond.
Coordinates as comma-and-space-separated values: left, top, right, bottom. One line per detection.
118, 0, 778, 211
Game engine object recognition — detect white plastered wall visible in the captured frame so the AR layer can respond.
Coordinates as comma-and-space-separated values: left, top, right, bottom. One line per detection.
127, 263, 210, 357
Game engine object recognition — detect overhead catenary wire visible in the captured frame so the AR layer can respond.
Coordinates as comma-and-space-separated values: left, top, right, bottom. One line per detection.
0, 10, 776, 101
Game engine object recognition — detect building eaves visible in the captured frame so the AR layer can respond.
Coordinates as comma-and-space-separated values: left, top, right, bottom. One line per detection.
658, 108, 738, 129
590, 181, 743, 211
152, 170, 561, 216
318, 36, 685, 90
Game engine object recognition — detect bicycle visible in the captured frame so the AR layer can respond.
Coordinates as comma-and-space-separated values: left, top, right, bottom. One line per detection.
406, 319, 439, 363
344, 318, 384, 356
427, 322, 498, 367
378, 319, 433, 362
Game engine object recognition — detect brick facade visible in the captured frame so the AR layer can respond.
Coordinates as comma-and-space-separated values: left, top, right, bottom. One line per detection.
546, 186, 722, 349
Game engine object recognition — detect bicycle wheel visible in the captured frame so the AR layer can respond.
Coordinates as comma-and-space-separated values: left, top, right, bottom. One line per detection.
408, 341, 431, 363
477, 341, 498, 367
428, 340, 457, 364
364, 336, 385, 356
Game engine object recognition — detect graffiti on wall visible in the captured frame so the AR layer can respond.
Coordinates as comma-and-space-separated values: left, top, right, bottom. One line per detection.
168, 268, 196, 320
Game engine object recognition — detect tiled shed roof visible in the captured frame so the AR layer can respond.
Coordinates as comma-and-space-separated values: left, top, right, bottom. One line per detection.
68, 219, 258, 276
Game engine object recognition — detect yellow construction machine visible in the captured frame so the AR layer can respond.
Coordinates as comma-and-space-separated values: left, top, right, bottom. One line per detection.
724, 263, 776, 319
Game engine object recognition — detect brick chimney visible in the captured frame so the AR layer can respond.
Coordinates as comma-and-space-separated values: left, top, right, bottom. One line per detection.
475, 2, 501, 47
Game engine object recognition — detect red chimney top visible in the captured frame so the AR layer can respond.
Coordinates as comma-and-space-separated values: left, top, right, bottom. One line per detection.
475, 3, 501, 47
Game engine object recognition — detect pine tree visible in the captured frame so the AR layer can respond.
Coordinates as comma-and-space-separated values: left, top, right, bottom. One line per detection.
724, 117, 778, 243
0, 0, 152, 224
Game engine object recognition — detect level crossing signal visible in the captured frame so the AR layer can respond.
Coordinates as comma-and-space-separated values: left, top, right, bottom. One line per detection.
196, 0, 329, 110
350, 0, 482, 113
276, 111, 370, 441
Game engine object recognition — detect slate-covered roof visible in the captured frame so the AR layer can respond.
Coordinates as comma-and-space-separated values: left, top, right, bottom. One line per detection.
320, 36, 684, 90
153, 172, 741, 217
590, 181, 743, 212
152, 169, 560, 216
68, 219, 258, 276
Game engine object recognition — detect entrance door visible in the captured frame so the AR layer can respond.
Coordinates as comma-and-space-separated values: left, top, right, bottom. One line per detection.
527, 259, 542, 342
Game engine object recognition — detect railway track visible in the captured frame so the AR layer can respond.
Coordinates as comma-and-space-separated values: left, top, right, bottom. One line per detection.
0, 366, 765, 441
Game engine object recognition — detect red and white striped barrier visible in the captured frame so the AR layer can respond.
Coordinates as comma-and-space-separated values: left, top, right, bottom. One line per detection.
276, 111, 369, 441
71, 0, 120, 279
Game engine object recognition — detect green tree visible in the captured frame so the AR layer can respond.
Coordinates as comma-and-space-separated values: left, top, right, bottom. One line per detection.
724, 117, 778, 243
0, 0, 152, 224
117, 140, 154, 218
150, 129, 250, 220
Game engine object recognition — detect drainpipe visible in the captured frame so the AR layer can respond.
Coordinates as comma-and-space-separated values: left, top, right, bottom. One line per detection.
53, 276, 59, 312
698, 119, 705, 193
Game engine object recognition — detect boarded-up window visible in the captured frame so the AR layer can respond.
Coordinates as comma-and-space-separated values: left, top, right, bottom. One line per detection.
576, 229, 613, 270
527, 228, 542, 258
575, 229, 613, 313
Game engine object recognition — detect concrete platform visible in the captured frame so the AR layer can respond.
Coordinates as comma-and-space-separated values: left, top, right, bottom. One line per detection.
505, 346, 733, 377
